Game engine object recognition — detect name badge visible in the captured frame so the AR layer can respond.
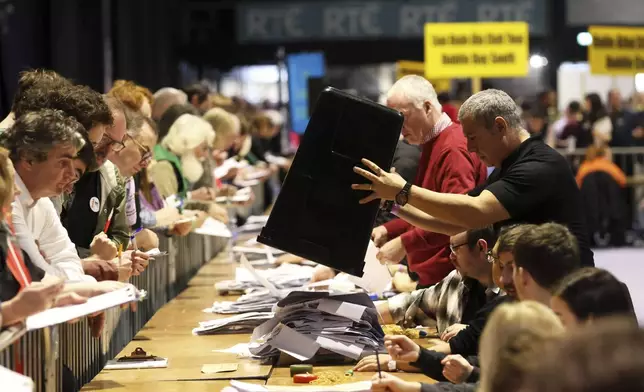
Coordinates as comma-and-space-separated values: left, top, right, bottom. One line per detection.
89, 197, 100, 213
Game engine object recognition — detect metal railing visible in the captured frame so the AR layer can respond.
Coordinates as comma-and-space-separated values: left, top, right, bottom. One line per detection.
0, 233, 229, 392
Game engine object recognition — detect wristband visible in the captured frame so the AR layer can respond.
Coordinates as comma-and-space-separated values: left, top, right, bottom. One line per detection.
391, 204, 401, 216
387, 360, 397, 372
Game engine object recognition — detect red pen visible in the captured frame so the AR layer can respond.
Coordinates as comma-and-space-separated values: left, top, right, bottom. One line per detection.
103, 208, 114, 233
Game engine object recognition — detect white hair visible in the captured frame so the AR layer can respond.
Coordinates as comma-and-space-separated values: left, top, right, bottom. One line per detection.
458, 89, 523, 130
387, 75, 441, 112
161, 113, 215, 156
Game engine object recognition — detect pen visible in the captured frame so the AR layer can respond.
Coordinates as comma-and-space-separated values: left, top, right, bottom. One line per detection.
103, 208, 114, 233
375, 347, 382, 380
130, 228, 143, 252
118, 244, 123, 267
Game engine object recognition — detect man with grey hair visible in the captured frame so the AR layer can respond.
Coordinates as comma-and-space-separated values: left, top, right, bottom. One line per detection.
152, 87, 188, 121
4, 109, 96, 281
354, 88, 593, 268
371, 75, 487, 287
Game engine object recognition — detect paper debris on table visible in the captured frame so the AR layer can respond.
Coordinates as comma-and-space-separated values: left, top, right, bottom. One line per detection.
205, 288, 282, 314
248, 291, 384, 361
215, 263, 314, 292
212, 343, 255, 358
192, 312, 275, 335
229, 380, 372, 392
104, 357, 168, 370
201, 363, 239, 374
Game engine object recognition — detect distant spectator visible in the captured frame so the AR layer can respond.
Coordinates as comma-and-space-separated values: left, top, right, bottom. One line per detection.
584, 93, 612, 150
152, 87, 187, 121
576, 145, 626, 188
183, 83, 212, 114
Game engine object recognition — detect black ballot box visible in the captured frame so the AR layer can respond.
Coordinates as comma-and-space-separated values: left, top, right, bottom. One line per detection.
257, 87, 403, 276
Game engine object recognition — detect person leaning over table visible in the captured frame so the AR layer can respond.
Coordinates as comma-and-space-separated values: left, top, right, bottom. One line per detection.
353, 89, 594, 267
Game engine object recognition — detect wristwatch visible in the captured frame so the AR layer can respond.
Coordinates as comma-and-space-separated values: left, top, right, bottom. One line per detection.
395, 182, 412, 206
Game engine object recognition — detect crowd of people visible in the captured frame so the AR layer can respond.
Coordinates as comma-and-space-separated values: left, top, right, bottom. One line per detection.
0, 68, 642, 392
0, 70, 291, 336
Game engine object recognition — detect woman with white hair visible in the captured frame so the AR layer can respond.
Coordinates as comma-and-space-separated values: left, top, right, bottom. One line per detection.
150, 113, 228, 222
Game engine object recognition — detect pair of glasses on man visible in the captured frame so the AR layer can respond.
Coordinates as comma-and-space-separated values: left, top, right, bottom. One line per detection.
93, 133, 126, 153
450, 241, 496, 264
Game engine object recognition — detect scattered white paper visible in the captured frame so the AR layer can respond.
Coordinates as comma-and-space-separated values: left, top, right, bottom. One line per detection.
26, 285, 144, 330
347, 241, 391, 294
317, 299, 366, 323
104, 358, 168, 370
230, 380, 372, 392
0, 365, 34, 392
194, 217, 232, 238
270, 324, 320, 361
239, 255, 282, 299
213, 343, 253, 358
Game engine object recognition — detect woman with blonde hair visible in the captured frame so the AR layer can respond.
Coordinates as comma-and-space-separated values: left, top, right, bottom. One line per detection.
478, 301, 564, 392
371, 301, 563, 392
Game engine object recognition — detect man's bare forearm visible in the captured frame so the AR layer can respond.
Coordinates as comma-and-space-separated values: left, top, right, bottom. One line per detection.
396, 204, 467, 236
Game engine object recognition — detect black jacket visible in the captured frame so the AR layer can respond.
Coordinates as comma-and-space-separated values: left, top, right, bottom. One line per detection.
580, 171, 628, 247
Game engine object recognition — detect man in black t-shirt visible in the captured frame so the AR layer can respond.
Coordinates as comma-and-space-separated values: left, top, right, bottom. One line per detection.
353, 89, 594, 267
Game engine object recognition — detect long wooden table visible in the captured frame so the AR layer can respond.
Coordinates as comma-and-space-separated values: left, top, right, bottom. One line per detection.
82, 253, 438, 390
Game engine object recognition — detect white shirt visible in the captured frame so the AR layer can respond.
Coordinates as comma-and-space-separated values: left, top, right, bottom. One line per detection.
12, 173, 96, 282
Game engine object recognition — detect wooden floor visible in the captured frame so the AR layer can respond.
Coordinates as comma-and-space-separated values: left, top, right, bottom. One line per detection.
82, 252, 437, 391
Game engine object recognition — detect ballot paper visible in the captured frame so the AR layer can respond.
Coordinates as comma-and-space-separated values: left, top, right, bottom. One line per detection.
232, 245, 285, 257
347, 241, 392, 294
216, 187, 253, 203
213, 343, 255, 358
229, 380, 372, 392
249, 291, 384, 361
215, 262, 314, 292
246, 216, 270, 225
145, 248, 168, 258
26, 285, 146, 330
104, 358, 168, 370
192, 312, 275, 335
206, 288, 283, 314
194, 217, 233, 238
0, 366, 35, 392
264, 154, 290, 167
214, 158, 250, 179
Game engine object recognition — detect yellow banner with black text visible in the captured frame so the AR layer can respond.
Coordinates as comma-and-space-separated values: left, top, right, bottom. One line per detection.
588, 25, 644, 75
423, 22, 529, 79
395, 61, 451, 93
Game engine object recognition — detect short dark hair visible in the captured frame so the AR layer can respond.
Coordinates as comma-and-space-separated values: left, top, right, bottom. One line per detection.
157, 104, 198, 140
496, 224, 535, 254
521, 318, 644, 392
513, 223, 580, 290
1, 109, 86, 164
466, 226, 497, 250
567, 100, 582, 114
437, 92, 451, 105
12, 70, 73, 112
13, 84, 113, 132
183, 83, 209, 105
554, 267, 635, 322
75, 132, 98, 172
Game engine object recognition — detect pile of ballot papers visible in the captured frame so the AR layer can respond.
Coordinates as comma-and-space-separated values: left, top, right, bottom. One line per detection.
248, 291, 384, 362
192, 312, 275, 335
215, 263, 314, 293
205, 288, 284, 314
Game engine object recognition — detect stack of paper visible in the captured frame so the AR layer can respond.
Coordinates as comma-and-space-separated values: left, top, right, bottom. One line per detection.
205, 288, 283, 314
194, 217, 233, 238
0, 366, 34, 392
215, 263, 314, 293
216, 187, 253, 204
249, 291, 384, 361
192, 312, 275, 335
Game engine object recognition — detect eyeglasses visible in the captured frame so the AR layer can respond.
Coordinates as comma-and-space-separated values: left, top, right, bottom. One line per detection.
127, 134, 152, 163
96, 133, 126, 153
449, 241, 469, 254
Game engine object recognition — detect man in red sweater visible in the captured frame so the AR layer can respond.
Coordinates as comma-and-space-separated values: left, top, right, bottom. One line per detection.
372, 76, 487, 287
